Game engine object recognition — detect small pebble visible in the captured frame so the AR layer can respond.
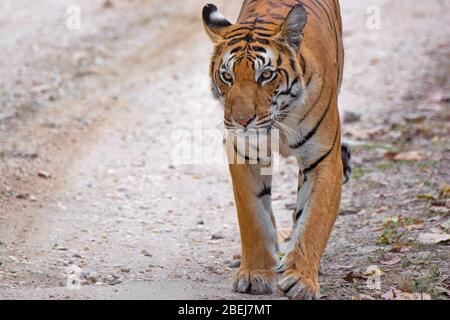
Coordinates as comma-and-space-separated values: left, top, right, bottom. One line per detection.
344, 111, 361, 124
109, 279, 122, 286
211, 234, 225, 240
228, 260, 241, 269
37, 171, 52, 179
141, 249, 152, 257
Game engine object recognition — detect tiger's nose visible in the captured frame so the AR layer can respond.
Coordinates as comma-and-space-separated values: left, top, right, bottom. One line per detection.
234, 115, 256, 127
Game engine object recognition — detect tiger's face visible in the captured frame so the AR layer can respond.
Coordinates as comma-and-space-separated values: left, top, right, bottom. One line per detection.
203, 4, 308, 132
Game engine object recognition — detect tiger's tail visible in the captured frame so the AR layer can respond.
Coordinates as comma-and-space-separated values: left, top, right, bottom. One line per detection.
341, 143, 352, 184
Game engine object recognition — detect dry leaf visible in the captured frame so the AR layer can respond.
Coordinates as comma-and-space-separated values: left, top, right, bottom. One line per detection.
393, 151, 425, 162
333, 264, 355, 270
382, 288, 431, 300
440, 219, 450, 232
384, 151, 399, 160
278, 228, 291, 243
429, 206, 449, 215
399, 276, 413, 293
405, 223, 425, 231
391, 243, 411, 253
343, 271, 364, 283
403, 115, 426, 124
417, 233, 450, 245
347, 126, 386, 140
440, 184, 450, 199
380, 256, 402, 266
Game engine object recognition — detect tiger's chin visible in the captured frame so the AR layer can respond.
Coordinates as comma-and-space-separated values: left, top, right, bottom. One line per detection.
227, 128, 274, 165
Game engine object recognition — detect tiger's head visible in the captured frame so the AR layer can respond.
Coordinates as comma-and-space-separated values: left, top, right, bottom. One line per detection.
202, 4, 308, 132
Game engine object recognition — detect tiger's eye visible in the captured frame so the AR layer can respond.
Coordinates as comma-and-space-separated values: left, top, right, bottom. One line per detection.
261, 70, 273, 80
222, 72, 233, 81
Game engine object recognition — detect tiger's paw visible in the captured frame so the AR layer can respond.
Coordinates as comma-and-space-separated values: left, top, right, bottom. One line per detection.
275, 257, 320, 300
233, 268, 277, 295
277, 270, 320, 300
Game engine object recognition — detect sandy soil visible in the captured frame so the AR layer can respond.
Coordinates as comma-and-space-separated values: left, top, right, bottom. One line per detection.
0, 0, 449, 300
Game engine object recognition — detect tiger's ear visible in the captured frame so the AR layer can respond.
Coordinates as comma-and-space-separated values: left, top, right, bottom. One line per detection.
278, 5, 308, 51
202, 4, 232, 43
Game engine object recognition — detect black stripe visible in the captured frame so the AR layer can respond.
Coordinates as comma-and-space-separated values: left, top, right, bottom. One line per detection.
233, 143, 261, 163
227, 37, 246, 46
290, 89, 334, 149
298, 172, 308, 191
251, 46, 267, 53
225, 26, 253, 35
278, 68, 291, 88
295, 209, 303, 221
304, 125, 340, 174
244, 33, 254, 42
290, 59, 298, 72
257, 118, 274, 127
278, 77, 299, 97
314, 0, 334, 32
230, 46, 243, 54
254, 37, 270, 45
254, 32, 274, 38
224, 32, 247, 40
254, 26, 272, 31
241, 19, 276, 25
305, 74, 313, 87
257, 185, 272, 198
256, 55, 266, 65
297, 1, 321, 20
277, 55, 283, 67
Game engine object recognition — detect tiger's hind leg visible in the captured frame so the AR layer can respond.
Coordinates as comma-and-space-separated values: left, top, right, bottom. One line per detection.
276, 143, 343, 300
229, 164, 279, 295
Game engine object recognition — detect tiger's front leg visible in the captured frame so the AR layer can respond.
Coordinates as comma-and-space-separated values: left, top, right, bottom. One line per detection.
276, 145, 343, 300
229, 164, 279, 295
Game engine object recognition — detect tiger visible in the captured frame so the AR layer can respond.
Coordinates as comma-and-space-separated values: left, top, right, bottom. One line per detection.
202, 0, 351, 300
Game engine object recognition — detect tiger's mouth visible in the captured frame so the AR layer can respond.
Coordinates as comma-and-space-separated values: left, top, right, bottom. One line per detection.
224, 114, 274, 132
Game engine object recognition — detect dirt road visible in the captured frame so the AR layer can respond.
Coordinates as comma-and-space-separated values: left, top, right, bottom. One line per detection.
0, 0, 449, 300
